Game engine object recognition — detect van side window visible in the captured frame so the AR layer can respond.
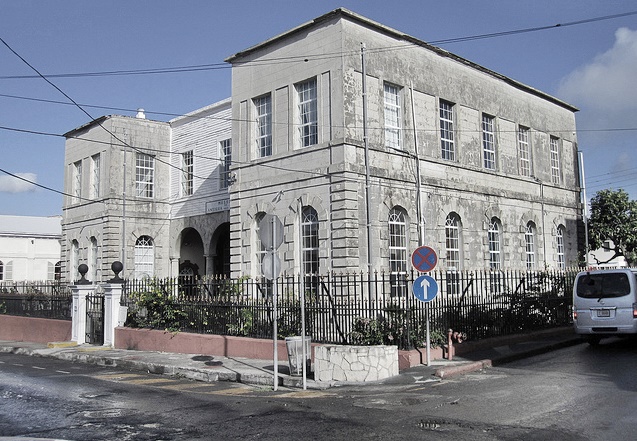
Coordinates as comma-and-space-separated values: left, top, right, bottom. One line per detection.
576, 273, 631, 298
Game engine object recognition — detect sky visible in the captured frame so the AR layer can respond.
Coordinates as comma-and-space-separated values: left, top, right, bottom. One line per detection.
1, 0, 636, 217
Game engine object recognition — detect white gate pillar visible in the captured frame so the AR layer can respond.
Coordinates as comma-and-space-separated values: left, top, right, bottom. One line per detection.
102, 261, 126, 347
70, 285, 94, 345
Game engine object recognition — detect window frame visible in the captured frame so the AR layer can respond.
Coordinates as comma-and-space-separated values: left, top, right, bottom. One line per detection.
134, 235, 154, 279
556, 226, 566, 269
445, 213, 462, 270
135, 152, 155, 198
488, 218, 502, 270
181, 150, 194, 197
73, 160, 82, 203
518, 126, 531, 177
550, 136, 561, 184
525, 222, 536, 270
440, 99, 455, 161
90, 154, 100, 199
254, 94, 272, 157
220, 139, 232, 189
388, 207, 408, 296
482, 114, 496, 170
296, 78, 318, 148
384, 82, 402, 150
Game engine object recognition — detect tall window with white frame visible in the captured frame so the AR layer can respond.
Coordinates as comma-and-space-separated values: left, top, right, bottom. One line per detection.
254, 94, 272, 157
134, 235, 154, 279
488, 218, 502, 270
90, 154, 100, 199
518, 126, 531, 177
384, 83, 401, 150
297, 78, 318, 148
525, 222, 536, 270
181, 150, 193, 196
70, 240, 79, 281
482, 114, 496, 170
440, 100, 455, 160
445, 213, 462, 295
550, 136, 561, 184
556, 225, 566, 269
89, 236, 98, 282
73, 160, 82, 203
388, 207, 408, 296
301, 206, 320, 295
135, 153, 154, 198
220, 139, 232, 189
0, 260, 4, 281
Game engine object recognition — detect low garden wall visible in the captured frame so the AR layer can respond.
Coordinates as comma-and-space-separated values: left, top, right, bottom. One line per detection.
314, 345, 399, 382
0, 315, 71, 343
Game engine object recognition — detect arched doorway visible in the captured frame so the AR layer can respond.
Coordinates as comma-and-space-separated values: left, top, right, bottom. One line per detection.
179, 228, 204, 276
211, 223, 230, 277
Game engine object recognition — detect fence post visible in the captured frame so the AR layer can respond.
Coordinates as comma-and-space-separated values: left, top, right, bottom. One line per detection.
102, 261, 125, 347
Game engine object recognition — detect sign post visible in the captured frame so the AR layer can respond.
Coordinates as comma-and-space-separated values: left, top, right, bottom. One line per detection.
259, 214, 284, 390
411, 246, 439, 366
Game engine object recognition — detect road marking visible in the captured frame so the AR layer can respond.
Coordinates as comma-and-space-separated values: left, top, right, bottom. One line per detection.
55, 370, 71, 374
31, 366, 46, 370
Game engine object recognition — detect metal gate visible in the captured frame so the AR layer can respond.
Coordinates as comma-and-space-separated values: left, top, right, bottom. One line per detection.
86, 293, 105, 345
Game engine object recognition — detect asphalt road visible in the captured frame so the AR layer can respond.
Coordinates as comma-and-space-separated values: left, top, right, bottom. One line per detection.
1, 338, 636, 440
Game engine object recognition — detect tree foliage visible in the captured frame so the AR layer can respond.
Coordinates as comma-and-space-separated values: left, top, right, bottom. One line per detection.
588, 189, 637, 266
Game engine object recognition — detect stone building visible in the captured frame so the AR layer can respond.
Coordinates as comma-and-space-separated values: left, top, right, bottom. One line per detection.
61, 8, 582, 282
225, 8, 581, 280
61, 101, 231, 282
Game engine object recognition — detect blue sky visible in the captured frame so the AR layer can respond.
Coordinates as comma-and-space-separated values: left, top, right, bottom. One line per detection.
1, 0, 636, 216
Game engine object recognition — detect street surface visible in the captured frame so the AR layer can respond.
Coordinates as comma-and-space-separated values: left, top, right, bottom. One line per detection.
1, 338, 636, 440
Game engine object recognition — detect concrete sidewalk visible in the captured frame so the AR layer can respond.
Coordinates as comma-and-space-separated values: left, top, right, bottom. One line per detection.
0, 328, 582, 389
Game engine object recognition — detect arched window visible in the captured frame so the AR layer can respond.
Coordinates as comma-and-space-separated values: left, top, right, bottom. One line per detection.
389, 207, 408, 296
254, 213, 272, 297
89, 236, 98, 282
488, 218, 502, 270
134, 236, 154, 279
70, 240, 79, 281
445, 213, 462, 270
301, 206, 319, 294
556, 225, 566, 269
525, 222, 536, 270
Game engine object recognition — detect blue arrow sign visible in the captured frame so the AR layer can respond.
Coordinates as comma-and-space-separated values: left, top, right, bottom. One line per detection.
413, 275, 439, 303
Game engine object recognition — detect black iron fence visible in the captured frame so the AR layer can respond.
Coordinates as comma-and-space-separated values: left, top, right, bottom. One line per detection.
0, 281, 72, 320
122, 268, 578, 349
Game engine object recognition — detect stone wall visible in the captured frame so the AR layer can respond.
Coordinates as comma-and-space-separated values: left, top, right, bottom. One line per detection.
314, 345, 399, 382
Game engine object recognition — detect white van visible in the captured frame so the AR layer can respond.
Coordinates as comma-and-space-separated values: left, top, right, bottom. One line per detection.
573, 268, 637, 345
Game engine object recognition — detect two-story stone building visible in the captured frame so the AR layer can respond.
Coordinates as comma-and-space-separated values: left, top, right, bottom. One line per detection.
62, 8, 581, 282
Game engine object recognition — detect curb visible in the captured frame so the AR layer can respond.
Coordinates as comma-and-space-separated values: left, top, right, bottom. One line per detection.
433, 337, 582, 379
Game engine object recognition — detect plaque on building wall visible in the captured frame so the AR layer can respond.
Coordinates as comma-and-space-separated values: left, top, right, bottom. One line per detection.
206, 199, 230, 213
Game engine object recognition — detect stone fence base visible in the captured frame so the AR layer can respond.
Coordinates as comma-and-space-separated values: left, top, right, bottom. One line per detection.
314, 345, 398, 382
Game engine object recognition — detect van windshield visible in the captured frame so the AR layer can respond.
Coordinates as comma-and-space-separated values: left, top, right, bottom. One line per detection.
576, 273, 631, 299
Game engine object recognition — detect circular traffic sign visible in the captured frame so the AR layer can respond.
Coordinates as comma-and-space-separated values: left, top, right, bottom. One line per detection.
411, 246, 438, 272
413, 275, 439, 303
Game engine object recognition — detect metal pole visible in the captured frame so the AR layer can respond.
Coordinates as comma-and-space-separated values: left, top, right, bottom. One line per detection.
579, 151, 590, 267
410, 84, 425, 247
298, 198, 307, 390
272, 215, 278, 391
361, 42, 374, 304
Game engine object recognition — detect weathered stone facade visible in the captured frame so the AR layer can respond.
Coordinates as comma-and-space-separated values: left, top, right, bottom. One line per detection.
226, 8, 581, 277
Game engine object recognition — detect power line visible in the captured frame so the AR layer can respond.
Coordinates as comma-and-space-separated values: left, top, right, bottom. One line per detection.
1, 10, 635, 80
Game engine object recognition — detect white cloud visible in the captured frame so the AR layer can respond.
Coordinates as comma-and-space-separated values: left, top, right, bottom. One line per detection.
558, 27, 637, 118
0, 173, 38, 193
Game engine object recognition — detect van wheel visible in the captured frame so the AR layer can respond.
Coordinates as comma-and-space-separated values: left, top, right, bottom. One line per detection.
585, 336, 601, 346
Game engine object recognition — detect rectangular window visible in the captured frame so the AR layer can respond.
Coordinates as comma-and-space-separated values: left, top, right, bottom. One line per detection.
525, 224, 536, 270
220, 139, 232, 189
550, 137, 561, 184
73, 160, 82, 202
384, 83, 401, 149
181, 150, 193, 196
254, 95, 272, 157
135, 153, 154, 198
297, 79, 318, 147
518, 127, 531, 177
440, 100, 455, 160
482, 114, 496, 170
90, 154, 100, 199
389, 208, 408, 296
488, 220, 501, 270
